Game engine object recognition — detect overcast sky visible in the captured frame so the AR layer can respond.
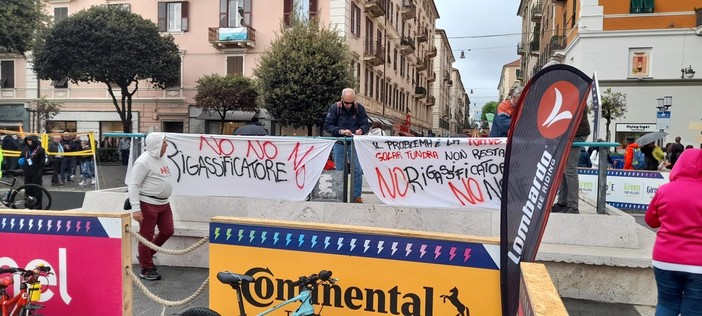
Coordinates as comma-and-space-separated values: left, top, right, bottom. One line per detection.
435, 0, 522, 108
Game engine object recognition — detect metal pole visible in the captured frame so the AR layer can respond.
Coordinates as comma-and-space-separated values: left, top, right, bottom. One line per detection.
596, 145, 608, 214
342, 140, 349, 203
349, 138, 356, 203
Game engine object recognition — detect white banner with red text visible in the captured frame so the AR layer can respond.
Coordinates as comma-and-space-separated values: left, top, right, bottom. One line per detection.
163, 134, 334, 201
354, 136, 506, 209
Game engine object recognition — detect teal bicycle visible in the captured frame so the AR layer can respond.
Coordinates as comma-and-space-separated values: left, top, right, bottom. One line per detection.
182, 270, 336, 316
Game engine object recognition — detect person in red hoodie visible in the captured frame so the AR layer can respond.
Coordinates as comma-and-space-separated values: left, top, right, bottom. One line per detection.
623, 138, 639, 170
645, 149, 702, 315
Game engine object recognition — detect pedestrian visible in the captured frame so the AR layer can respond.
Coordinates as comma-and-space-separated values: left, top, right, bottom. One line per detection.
119, 137, 131, 166
127, 133, 174, 281
667, 136, 685, 168
552, 107, 590, 214
578, 147, 592, 168
2, 134, 19, 174
78, 139, 95, 186
48, 135, 65, 186
426, 129, 436, 137
640, 142, 660, 171
623, 138, 640, 170
60, 133, 78, 183
323, 88, 369, 203
489, 87, 522, 137
645, 149, 702, 315
368, 121, 386, 136
19, 135, 45, 209
686, 145, 694, 150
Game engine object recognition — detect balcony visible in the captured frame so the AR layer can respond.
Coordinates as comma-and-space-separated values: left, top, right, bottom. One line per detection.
209, 26, 256, 48
531, 1, 543, 22
517, 42, 525, 55
414, 86, 427, 98
400, 37, 415, 55
427, 71, 436, 82
427, 46, 437, 58
442, 69, 450, 81
401, 0, 416, 20
364, 0, 387, 18
415, 57, 427, 71
447, 80, 453, 87
417, 30, 428, 43
426, 96, 435, 106
363, 40, 385, 66
530, 40, 540, 56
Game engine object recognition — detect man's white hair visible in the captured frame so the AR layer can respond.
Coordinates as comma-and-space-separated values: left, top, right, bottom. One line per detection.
341, 88, 356, 98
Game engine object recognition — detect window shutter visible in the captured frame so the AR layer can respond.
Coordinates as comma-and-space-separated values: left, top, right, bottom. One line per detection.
227, 56, 244, 75
356, 6, 361, 36
243, 0, 252, 26
309, 0, 318, 20
284, 0, 293, 26
1, 61, 14, 88
157, 2, 167, 32
181, 1, 189, 31
220, 0, 228, 27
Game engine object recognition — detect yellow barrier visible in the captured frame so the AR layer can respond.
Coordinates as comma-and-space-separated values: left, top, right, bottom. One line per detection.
0, 210, 132, 315
0, 130, 97, 158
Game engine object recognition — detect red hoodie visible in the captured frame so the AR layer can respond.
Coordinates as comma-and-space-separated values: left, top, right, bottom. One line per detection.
645, 149, 702, 273
623, 143, 639, 170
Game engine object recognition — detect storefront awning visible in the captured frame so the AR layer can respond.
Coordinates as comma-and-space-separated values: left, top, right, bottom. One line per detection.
367, 114, 394, 127
196, 111, 257, 121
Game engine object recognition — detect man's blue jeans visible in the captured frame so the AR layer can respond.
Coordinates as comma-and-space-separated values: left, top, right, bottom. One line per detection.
654, 267, 702, 316
333, 142, 363, 199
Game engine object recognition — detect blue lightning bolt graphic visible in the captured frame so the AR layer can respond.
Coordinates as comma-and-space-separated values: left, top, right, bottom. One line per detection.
377, 241, 385, 254
324, 237, 331, 249
405, 243, 413, 257
311, 235, 318, 248
298, 234, 305, 247
391, 242, 398, 256
237, 229, 244, 242
349, 238, 357, 252
286, 233, 292, 246
337, 237, 344, 251
273, 232, 280, 245
19, 219, 24, 230
28, 219, 34, 231
261, 231, 267, 244
434, 245, 442, 259
363, 240, 370, 253
214, 227, 221, 240
226, 228, 232, 241
249, 230, 256, 243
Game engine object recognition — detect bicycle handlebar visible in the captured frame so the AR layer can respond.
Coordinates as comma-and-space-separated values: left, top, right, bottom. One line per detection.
291, 270, 336, 287
0, 265, 53, 280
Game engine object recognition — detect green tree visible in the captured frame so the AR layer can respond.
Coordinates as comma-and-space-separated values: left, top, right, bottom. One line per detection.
34, 96, 62, 133
194, 74, 259, 135
32, 6, 180, 133
480, 101, 498, 129
255, 18, 354, 136
0, 0, 49, 55
592, 88, 627, 141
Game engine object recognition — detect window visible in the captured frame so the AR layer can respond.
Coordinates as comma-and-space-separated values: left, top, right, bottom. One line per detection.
393, 48, 398, 71
364, 69, 370, 96
227, 56, 244, 75
48, 121, 77, 133
228, 0, 243, 27
158, 2, 189, 32
162, 121, 184, 133
0, 61, 14, 89
284, 0, 318, 26
52, 78, 68, 89
375, 74, 381, 101
108, 3, 131, 11
369, 73, 374, 99
366, 18, 374, 43
630, 0, 654, 13
221, 0, 251, 27
54, 7, 68, 22
350, 3, 361, 37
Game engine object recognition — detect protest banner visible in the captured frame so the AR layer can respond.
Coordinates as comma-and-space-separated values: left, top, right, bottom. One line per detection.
354, 136, 506, 209
162, 134, 334, 201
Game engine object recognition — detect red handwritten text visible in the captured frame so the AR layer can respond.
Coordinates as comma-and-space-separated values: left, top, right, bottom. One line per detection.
287, 142, 315, 189
199, 136, 235, 156
246, 140, 279, 159
375, 167, 410, 199
448, 178, 485, 205
376, 151, 402, 162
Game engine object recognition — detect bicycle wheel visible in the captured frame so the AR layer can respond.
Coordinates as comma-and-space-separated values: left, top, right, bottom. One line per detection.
181, 307, 222, 316
9, 184, 52, 210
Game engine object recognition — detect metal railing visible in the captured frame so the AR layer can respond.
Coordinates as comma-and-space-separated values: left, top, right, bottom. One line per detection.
573, 141, 620, 214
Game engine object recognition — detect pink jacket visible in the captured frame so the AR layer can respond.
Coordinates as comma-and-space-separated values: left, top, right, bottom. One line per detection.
645, 149, 702, 272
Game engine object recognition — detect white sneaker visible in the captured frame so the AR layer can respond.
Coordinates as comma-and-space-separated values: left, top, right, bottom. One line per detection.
91, 179, 96, 185
70, 175, 75, 180
78, 180, 86, 186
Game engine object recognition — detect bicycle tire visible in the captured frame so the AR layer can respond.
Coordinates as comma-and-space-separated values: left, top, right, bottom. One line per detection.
180, 307, 222, 316
9, 184, 52, 210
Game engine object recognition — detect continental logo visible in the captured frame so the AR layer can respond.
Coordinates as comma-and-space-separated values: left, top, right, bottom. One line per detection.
240, 267, 471, 315
536, 82, 581, 139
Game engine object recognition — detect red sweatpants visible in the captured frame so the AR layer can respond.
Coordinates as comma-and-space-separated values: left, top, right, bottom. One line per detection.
138, 202, 174, 270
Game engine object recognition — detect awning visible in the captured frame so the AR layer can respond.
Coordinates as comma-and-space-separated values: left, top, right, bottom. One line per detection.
410, 129, 423, 136
367, 114, 393, 127
196, 111, 256, 121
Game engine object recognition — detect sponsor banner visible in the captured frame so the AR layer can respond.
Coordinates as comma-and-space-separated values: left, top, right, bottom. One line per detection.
578, 168, 669, 211
163, 134, 334, 201
209, 218, 502, 315
500, 65, 593, 316
354, 136, 506, 209
0, 211, 129, 315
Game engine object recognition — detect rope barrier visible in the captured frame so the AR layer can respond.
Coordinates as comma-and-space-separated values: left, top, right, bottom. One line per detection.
125, 225, 208, 255
126, 267, 209, 316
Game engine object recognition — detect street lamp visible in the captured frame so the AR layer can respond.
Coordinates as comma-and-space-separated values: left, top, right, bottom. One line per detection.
656, 96, 672, 147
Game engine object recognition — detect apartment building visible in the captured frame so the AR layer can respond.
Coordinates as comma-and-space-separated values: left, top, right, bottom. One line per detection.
0, 0, 444, 137
497, 59, 521, 102
429, 29, 453, 136
449, 68, 469, 134
517, 0, 702, 145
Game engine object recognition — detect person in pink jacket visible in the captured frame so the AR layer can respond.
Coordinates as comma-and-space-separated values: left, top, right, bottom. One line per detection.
645, 148, 702, 316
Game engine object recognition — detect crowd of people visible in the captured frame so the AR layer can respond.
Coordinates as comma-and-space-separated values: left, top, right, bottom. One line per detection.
577, 136, 696, 172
